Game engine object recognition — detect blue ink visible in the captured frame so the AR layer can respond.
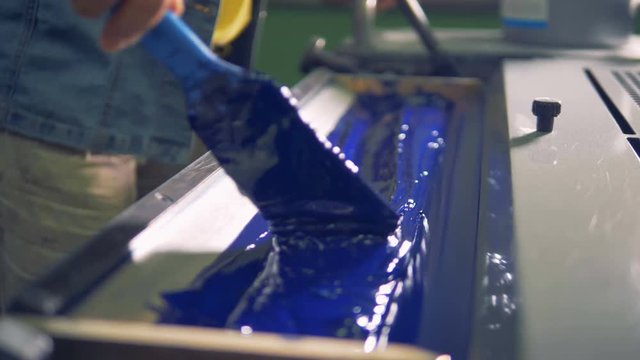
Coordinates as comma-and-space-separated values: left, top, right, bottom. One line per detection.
187, 72, 398, 238
140, 12, 399, 239
159, 216, 272, 327
159, 90, 454, 352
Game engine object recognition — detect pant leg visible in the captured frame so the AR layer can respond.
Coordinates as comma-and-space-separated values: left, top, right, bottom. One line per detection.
0, 132, 136, 309
136, 160, 184, 199
136, 134, 209, 198
0, 133, 6, 312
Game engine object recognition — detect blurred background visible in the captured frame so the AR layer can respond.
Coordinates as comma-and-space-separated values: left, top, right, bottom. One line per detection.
254, 0, 500, 85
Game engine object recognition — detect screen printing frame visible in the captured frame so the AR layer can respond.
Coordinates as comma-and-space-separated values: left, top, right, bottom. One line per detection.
8, 70, 485, 359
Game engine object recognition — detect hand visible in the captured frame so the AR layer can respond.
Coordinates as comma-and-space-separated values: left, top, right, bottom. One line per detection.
71, 0, 185, 52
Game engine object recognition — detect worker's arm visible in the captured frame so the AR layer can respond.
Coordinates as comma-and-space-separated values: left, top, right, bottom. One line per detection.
71, 0, 185, 52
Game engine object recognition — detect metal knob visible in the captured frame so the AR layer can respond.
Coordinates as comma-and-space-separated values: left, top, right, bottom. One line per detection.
532, 97, 562, 133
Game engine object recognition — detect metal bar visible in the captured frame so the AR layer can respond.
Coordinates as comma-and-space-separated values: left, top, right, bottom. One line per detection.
352, 0, 377, 51
397, 0, 458, 75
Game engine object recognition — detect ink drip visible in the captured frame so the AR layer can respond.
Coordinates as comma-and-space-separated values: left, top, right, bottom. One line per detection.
160, 82, 453, 351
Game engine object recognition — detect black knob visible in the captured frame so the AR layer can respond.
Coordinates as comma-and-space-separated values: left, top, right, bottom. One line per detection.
532, 98, 562, 133
300, 37, 357, 74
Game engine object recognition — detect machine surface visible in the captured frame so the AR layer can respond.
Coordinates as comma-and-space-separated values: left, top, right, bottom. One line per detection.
9, 56, 640, 359
493, 59, 640, 359
9, 71, 484, 359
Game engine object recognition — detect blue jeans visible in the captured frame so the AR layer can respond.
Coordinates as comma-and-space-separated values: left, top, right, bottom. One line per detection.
0, 0, 219, 310
0, 0, 219, 164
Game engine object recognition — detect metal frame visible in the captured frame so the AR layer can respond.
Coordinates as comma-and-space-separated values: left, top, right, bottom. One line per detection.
474, 58, 640, 359
8, 70, 486, 360
8, 154, 221, 315
7, 70, 336, 316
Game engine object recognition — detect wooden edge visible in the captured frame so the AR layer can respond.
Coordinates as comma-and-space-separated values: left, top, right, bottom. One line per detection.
15, 316, 444, 360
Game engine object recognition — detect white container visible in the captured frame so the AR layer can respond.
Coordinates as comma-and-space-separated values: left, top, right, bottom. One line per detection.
501, 0, 637, 48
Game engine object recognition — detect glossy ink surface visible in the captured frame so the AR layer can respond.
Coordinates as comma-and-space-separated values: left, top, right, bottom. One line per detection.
141, 12, 398, 237
159, 89, 455, 351
188, 71, 399, 238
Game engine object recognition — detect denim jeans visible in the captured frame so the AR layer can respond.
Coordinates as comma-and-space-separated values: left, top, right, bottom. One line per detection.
0, 0, 219, 311
0, 0, 219, 164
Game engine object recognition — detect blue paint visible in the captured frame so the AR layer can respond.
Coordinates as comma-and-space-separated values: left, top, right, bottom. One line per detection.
140, 12, 398, 238
187, 72, 398, 238
158, 90, 460, 353
141, 11, 476, 357
140, 13, 243, 103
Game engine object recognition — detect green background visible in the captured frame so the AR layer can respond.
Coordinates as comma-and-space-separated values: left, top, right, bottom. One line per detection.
254, 5, 499, 85
254, 4, 640, 86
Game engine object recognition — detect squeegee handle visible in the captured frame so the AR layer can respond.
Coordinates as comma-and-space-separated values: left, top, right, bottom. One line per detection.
139, 12, 241, 90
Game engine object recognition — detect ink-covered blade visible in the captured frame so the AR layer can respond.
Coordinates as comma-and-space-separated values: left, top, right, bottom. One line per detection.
188, 71, 399, 237
138, 13, 398, 237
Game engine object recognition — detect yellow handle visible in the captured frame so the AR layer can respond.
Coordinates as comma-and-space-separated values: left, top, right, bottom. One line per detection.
212, 0, 253, 47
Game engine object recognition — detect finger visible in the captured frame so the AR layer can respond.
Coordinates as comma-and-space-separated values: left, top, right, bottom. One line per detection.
100, 0, 171, 52
71, 0, 118, 18
167, 0, 185, 16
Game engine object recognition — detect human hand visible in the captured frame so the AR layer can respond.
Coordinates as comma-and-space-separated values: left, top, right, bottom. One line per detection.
71, 0, 185, 52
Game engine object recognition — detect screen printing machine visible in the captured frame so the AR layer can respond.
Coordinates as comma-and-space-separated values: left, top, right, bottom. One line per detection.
3, 1, 640, 359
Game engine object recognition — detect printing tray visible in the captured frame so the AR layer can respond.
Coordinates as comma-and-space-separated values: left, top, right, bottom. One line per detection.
9, 70, 484, 359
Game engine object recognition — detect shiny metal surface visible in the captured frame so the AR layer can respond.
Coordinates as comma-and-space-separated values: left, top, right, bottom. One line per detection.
26, 71, 482, 333
470, 72, 518, 360
352, 0, 377, 51
14, 57, 640, 358
377, 29, 640, 61
71, 71, 356, 320
499, 59, 640, 359
156, 78, 484, 358
335, 29, 640, 80
588, 66, 640, 134
13, 70, 483, 357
